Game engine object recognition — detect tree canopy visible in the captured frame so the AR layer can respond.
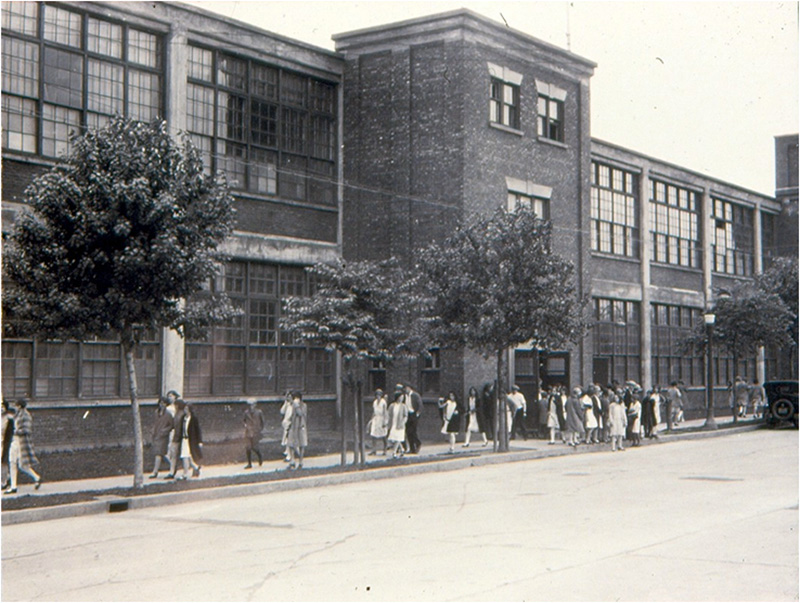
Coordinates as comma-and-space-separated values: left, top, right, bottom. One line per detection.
3, 116, 235, 487
417, 207, 588, 355
3, 117, 235, 346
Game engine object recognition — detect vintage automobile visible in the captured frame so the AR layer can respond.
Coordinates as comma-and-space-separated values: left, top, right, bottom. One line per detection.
763, 380, 799, 428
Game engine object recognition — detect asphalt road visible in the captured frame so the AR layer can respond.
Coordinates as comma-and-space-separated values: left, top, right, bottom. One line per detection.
2, 429, 797, 602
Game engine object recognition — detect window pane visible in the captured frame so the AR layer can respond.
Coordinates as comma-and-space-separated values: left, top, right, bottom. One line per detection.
87, 17, 122, 58
2, 1, 38, 36
128, 29, 159, 68
217, 54, 246, 91
187, 83, 215, 136
42, 103, 80, 157
2, 37, 39, 97
87, 59, 124, 114
128, 70, 161, 121
43, 47, 83, 107
43, 4, 82, 47
188, 45, 213, 82
2, 95, 37, 153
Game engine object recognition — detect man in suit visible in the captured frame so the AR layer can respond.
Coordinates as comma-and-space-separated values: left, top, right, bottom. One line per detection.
507, 385, 529, 440
403, 384, 423, 454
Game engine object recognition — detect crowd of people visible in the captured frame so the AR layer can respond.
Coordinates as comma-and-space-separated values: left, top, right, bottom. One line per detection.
1, 374, 767, 492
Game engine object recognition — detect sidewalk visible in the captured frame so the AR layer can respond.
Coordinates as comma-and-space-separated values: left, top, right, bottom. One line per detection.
1, 416, 763, 524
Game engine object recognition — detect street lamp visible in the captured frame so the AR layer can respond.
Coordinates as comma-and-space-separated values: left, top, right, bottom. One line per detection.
703, 311, 718, 430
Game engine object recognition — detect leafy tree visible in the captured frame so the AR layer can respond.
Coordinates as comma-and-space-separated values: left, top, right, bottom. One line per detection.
756, 256, 798, 346
680, 282, 795, 419
281, 258, 427, 465
416, 208, 589, 451
3, 117, 235, 488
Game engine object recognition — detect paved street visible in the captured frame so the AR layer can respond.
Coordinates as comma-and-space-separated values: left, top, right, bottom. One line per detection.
2, 429, 797, 602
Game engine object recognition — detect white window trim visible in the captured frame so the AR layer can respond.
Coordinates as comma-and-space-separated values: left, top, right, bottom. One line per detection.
535, 79, 567, 101
506, 177, 552, 200
488, 62, 523, 86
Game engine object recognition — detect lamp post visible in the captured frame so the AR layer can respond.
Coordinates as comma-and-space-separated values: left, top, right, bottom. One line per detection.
703, 311, 718, 430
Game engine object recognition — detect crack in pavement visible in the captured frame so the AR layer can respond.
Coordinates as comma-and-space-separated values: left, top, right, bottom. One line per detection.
243, 533, 357, 601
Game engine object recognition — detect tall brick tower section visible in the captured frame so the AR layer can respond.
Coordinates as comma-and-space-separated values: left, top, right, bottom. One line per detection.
334, 10, 596, 399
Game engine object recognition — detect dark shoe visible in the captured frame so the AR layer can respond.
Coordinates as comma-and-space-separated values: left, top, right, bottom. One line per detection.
149, 473, 158, 479
4, 488, 17, 494
192, 467, 200, 478
34, 479, 42, 490
244, 464, 253, 469
164, 474, 175, 480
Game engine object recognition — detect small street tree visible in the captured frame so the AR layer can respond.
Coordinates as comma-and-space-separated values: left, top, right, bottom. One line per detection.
680, 282, 795, 419
281, 258, 427, 466
416, 208, 589, 452
756, 256, 799, 346
3, 117, 235, 488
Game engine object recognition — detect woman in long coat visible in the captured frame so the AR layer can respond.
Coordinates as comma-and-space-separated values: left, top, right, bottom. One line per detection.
150, 396, 174, 478
607, 390, 628, 451
387, 392, 408, 458
179, 403, 203, 479
565, 387, 584, 447
546, 388, 561, 444
5, 398, 40, 493
286, 392, 308, 470
368, 389, 389, 456
463, 387, 489, 447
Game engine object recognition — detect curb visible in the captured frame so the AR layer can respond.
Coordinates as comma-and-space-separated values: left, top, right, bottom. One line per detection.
1, 422, 763, 525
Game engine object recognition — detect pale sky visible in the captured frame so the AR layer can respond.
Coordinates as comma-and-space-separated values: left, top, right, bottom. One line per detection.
185, 1, 799, 197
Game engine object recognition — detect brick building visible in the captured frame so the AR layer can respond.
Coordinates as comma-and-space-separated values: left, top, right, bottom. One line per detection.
334, 9, 793, 412
1, 1, 344, 447
1, 4, 795, 450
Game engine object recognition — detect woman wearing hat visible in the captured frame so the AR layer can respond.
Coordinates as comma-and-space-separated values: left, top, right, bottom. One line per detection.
4, 398, 41, 494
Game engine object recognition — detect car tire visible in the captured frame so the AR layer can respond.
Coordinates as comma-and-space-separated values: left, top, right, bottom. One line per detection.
772, 398, 794, 421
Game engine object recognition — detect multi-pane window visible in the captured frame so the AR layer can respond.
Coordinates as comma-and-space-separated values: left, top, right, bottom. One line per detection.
184, 261, 334, 397
537, 94, 564, 142
591, 162, 638, 257
186, 45, 337, 205
507, 191, 549, 219
649, 179, 700, 267
1, 2, 163, 158
1, 334, 160, 401
593, 298, 641, 385
651, 304, 703, 387
489, 78, 520, 129
711, 198, 754, 276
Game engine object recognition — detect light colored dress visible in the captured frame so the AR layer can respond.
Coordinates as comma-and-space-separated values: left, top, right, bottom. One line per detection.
387, 401, 408, 444
369, 396, 389, 438
582, 395, 598, 429
608, 401, 628, 437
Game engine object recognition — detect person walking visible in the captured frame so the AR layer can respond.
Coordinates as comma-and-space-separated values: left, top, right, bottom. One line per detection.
387, 391, 408, 458
607, 390, 628, 451
545, 386, 561, 444
404, 384, 423, 454
463, 386, 489, 447
286, 392, 308, 470
565, 387, 584, 447
368, 389, 389, 456
178, 403, 202, 479
581, 386, 599, 444
665, 381, 682, 431
481, 382, 496, 441
749, 378, 767, 419
733, 375, 749, 419
162, 390, 180, 479
507, 385, 529, 441
149, 396, 174, 478
2, 399, 15, 490
439, 392, 460, 453
243, 398, 265, 469
627, 392, 642, 446
279, 390, 293, 462
5, 398, 41, 493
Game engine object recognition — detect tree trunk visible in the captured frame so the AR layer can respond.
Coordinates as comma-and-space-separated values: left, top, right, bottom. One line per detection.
122, 341, 144, 489
352, 384, 360, 466
496, 349, 509, 452
732, 349, 740, 424
341, 359, 349, 466
357, 380, 366, 468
